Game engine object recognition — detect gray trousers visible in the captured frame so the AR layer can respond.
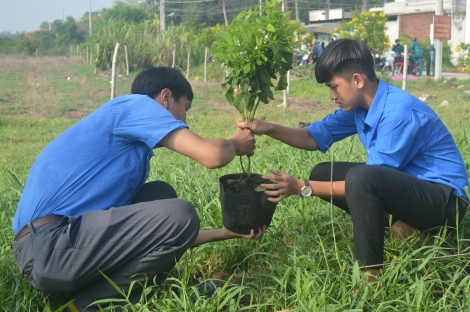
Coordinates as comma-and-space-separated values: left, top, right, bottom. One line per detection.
11, 181, 200, 311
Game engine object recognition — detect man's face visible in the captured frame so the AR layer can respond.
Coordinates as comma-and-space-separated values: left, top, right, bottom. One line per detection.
326, 75, 363, 112
396, 40, 401, 46
167, 95, 191, 123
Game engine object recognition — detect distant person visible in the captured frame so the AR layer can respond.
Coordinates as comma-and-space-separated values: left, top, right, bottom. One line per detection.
409, 37, 424, 76
392, 39, 404, 54
321, 41, 325, 53
312, 40, 322, 63
237, 39, 469, 283
11, 66, 264, 311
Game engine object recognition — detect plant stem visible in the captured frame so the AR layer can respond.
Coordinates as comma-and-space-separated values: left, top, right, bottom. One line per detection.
249, 98, 261, 122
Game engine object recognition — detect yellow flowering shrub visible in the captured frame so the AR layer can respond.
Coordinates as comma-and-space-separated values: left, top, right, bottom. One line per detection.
332, 10, 389, 53
456, 43, 470, 73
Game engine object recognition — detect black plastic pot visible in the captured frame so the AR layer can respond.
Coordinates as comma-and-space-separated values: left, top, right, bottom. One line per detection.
219, 173, 277, 234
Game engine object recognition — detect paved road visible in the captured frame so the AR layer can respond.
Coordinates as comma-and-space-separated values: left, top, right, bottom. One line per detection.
440, 72, 470, 80
391, 71, 470, 81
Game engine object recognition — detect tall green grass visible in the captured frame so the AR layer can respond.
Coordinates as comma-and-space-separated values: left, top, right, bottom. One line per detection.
1, 57, 470, 311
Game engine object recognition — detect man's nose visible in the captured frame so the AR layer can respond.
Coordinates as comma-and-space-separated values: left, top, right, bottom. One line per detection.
330, 89, 337, 101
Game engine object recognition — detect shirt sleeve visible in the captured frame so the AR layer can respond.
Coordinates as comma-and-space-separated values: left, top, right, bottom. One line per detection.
113, 96, 188, 149
306, 109, 357, 153
367, 113, 424, 169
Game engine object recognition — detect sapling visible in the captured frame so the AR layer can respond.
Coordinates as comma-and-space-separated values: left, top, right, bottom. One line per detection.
212, 0, 299, 176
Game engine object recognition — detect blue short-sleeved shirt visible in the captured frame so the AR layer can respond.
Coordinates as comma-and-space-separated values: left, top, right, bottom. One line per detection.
12, 94, 188, 235
306, 79, 469, 198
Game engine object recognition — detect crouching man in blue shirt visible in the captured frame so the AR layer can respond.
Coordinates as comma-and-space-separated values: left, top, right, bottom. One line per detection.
238, 39, 469, 281
11, 66, 264, 311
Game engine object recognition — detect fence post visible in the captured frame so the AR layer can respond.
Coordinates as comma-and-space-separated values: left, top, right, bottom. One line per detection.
111, 43, 120, 100
283, 70, 290, 108
204, 47, 208, 82
172, 45, 176, 68
186, 46, 191, 79
124, 46, 129, 77
90, 51, 93, 66
36, 48, 38, 59
86, 46, 89, 64
402, 45, 408, 91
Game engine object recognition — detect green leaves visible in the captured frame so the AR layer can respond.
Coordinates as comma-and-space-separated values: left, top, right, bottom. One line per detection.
266, 24, 276, 33
212, 0, 299, 122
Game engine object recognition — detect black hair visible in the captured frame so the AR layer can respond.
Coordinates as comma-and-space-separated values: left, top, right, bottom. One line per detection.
131, 66, 194, 103
315, 39, 377, 84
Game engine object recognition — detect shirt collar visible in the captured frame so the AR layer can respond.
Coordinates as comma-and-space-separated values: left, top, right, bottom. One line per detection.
364, 79, 388, 129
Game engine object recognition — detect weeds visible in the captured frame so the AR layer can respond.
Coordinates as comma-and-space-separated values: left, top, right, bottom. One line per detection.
1, 56, 470, 311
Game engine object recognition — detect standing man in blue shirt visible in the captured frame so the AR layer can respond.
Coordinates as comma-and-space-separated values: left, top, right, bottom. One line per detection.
409, 37, 424, 76
11, 66, 263, 311
238, 39, 468, 281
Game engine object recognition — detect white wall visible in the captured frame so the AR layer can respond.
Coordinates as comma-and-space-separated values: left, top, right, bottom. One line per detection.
386, 20, 399, 51
450, 13, 467, 64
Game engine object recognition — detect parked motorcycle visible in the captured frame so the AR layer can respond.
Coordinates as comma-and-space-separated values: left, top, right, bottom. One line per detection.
293, 48, 311, 66
393, 53, 418, 75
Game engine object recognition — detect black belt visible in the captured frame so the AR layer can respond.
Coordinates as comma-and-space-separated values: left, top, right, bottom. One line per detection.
14, 215, 64, 241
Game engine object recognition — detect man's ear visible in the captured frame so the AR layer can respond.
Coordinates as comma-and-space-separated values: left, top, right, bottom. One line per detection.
154, 88, 172, 109
352, 73, 365, 90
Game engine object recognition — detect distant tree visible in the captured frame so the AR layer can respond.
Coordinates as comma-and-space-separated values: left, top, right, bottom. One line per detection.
100, 1, 147, 23
55, 17, 85, 46
0, 31, 22, 39
39, 21, 50, 30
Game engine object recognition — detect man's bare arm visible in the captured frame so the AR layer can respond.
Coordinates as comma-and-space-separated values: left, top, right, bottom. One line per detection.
159, 128, 255, 169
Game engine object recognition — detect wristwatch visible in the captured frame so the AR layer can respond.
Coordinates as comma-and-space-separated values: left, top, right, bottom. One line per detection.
300, 180, 312, 197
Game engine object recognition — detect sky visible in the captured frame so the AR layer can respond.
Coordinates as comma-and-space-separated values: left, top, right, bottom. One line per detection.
0, 0, 115, 33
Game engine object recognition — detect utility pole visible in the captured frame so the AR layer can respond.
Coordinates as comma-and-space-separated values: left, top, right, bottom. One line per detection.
435, 0, 443, 80
259, 0, 262, 15
325, 0, 330, 20
49, 20, 51, 31
362, 0, 368, 12
160, 0, 166, 37
89, 0, 92, 36
295, 0, 299, 21
63, 8, 65, 22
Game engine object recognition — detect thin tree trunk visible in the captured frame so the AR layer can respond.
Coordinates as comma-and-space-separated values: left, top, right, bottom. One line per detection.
186, 46, 190, 79
160, 0, 166, 37
222, 0, 228, 27
204, 47, 208, 82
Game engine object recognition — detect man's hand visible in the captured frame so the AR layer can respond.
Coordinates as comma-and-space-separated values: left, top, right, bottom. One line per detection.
261, 168, 304, 203
236, 118, 271, 136
227, 128, 256, 157
221, 225, 267, 240
191, 225, 267, 247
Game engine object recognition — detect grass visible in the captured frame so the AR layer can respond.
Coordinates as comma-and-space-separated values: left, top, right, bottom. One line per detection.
1, 55, 470, 311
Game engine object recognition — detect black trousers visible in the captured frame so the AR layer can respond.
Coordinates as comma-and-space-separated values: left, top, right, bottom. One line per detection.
310, 162, 468, 266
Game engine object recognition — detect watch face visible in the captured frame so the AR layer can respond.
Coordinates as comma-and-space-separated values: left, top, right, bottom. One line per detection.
301, 186, 312, 197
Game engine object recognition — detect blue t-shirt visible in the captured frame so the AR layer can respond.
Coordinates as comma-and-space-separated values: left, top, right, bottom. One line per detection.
306, 79, 469, 198
12, 94, 188, 235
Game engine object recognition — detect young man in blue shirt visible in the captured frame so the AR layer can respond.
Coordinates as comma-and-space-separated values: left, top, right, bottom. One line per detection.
238, 39, 468, 280
11, 66, 263, 311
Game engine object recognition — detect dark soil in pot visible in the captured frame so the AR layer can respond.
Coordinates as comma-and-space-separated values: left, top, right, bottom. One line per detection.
219, 173, 278, 234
